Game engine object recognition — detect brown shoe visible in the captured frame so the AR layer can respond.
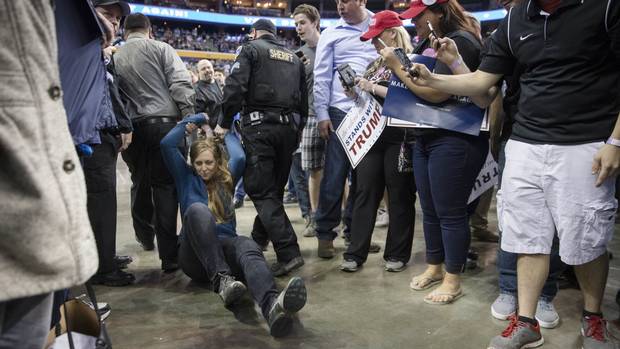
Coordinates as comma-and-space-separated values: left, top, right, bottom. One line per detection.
472, 229, 499, 243
317, 239, 335, 259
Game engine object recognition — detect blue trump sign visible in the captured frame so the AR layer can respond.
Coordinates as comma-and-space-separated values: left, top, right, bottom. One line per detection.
382, 55, 487, 136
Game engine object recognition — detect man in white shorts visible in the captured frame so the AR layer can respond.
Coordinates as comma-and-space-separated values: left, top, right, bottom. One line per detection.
405, 0, 620, 348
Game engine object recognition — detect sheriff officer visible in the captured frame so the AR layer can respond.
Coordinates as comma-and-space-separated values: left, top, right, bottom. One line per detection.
215, 19, 308, 276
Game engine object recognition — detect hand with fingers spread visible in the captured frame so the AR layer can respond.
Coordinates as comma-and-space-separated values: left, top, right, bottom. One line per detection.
318, 120, 334, 141
592, 144, 620, 187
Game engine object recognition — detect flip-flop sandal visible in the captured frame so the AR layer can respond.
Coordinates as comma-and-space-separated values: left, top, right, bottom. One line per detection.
409, 275, 443, 291
423, 289, 464, 305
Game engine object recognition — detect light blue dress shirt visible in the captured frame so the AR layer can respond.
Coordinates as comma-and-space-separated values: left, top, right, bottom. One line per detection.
312, 10, 379, 122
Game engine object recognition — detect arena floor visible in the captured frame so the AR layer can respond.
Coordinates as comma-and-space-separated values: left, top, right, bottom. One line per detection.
94, 159, 620, 349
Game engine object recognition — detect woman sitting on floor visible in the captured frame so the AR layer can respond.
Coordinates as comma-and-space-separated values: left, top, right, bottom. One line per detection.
160, 113, 307, 337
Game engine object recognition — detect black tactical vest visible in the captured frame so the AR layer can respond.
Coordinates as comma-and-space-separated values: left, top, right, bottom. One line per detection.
245, 37, 302, 114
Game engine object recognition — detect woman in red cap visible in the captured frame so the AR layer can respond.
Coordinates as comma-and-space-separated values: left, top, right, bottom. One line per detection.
380, 0, 489, 305
339, 10, 417, 274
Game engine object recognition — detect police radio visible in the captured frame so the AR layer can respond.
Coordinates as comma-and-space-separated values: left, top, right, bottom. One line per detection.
336, 63, 357, 90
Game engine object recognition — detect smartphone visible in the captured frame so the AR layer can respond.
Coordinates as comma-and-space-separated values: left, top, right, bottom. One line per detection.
427, 21, 440, 40
393, 48, 412, 69
336, 63, 357, 89
376, 38, 388, 49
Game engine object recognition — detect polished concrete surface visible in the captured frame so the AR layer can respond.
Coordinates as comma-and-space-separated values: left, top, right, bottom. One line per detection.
97, 159, 620, 349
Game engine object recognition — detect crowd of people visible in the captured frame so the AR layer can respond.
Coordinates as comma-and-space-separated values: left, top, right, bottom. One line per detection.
151, 24, 298, 53
1, 0, 619, 348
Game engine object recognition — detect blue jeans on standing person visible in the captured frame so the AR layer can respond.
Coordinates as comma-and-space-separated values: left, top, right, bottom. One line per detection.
315, 107, 351, 241
413, 131, 488, 274
496, 139, 564, 300
289, 152, 311, 218
235, 178, 246, 201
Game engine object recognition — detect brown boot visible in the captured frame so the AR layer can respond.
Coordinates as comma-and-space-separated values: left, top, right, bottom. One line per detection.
317, 239, 335, 259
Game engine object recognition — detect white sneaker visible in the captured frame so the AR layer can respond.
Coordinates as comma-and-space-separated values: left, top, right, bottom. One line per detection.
535, 299, 560, 329
491, 293, 517, 320
375, 209, 389, 228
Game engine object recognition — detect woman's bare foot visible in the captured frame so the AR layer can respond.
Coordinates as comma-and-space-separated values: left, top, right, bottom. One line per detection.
424, 273, 462, 304
410, 264, 444, 290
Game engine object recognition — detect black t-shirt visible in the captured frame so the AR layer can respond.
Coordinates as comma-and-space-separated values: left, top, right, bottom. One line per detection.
479, 0, 620, 144
412, 30, 484, 137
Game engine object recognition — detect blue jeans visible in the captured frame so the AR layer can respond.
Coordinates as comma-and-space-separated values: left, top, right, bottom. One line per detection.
413, 132, 488, 274
496, 139, 564, 300
234, 178, 246, 201
289, 152, 311, 218
315, 107, 350, 241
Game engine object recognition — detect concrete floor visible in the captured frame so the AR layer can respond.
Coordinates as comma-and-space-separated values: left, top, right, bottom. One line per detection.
96, 159, 620, 349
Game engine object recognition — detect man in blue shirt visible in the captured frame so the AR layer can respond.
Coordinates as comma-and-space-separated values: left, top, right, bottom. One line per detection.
312, 0, 377, 258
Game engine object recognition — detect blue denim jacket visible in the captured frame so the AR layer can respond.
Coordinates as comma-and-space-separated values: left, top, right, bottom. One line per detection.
161, 114, 245, 239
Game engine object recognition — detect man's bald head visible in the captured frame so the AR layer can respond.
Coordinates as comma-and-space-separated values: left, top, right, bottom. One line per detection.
197, 59, 214, 82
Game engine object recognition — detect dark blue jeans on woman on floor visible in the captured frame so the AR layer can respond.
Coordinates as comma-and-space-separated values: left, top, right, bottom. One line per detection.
178, 203, 278, 319
413, 131, 488, 274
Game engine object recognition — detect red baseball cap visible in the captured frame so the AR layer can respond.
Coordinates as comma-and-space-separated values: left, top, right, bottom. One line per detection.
399, 0, 449, 20
360, 11, 403, 42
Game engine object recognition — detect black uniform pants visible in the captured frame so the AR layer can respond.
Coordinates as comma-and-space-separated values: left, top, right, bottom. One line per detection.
83, 132, 119, 274
178, 203, 278, 319
241, 122, 302, 263
344, 138, 416, 265
121, 121, 179, 263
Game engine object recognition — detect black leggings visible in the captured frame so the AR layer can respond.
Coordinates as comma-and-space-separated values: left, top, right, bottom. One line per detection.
344, 137, 416, 265
178, 203, 278, 318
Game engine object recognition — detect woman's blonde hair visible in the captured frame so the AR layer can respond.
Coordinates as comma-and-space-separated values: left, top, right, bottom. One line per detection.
189, 138, 233, 223
364, 26, 413, 79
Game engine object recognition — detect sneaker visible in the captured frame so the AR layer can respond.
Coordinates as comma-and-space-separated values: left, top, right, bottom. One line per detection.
217, 274, 247, 306
375, 208, 389, 228
472, 228, 499, 243
233, 197, 244, 209
385, 259, 406, 272
582, 315, 614, 349
491, 294, 517, 321
267, 277, 307, 337
271, 256, 305, 277
340, 259, 359, 272
466, 249, 479, 270
161, 260, 179, 273
114, 255, 133, 269
535, 299, 560, 329
90, 269, 135, 287
76, 295, 111, 321
302, 216, 316, 237
283, 195, 298, 205
487, 315, 544, 349
317, 239, 335, 259
368, 242, 381, 254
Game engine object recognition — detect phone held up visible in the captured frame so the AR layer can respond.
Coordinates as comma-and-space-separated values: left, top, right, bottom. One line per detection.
336, 63, 357, 90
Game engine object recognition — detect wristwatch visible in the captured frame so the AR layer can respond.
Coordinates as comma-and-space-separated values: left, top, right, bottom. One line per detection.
607, 137, 620, 147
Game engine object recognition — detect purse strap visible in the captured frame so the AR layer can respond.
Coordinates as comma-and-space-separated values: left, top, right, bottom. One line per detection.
62, 282, 108, 349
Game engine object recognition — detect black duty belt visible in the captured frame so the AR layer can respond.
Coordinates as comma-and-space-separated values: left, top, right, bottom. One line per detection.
133, 116, 177, 128
242, 111, 291, 127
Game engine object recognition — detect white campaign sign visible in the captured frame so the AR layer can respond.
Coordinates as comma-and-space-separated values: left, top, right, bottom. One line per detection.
336, 92, 387, 169
468, 151, 499, 204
